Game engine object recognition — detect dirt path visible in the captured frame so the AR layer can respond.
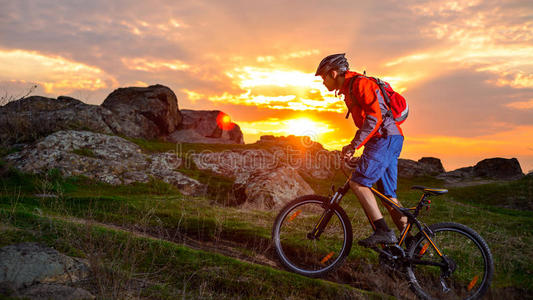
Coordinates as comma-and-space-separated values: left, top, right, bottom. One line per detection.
53, 215, 279, 267
50, 215, 415, 299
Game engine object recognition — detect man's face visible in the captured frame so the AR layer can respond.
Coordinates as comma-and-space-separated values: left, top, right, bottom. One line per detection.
321, 72, 336, 91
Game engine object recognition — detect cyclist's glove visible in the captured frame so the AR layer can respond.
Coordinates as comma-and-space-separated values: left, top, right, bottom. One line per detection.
341, 144, 355, 160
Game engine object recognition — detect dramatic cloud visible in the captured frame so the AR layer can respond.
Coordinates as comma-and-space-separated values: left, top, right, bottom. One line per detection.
0, 0, 531, 170
0, 49, 117, 95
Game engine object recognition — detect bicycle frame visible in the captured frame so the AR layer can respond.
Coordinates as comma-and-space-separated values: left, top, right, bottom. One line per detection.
323, 174, 445, 258
276, 162, 493, 298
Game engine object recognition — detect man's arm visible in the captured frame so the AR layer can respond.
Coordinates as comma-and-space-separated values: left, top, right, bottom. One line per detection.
349, 79, 384, 149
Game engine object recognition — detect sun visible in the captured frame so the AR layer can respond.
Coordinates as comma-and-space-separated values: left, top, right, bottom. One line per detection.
216, 112, 235, 130
283, 117, 332, 139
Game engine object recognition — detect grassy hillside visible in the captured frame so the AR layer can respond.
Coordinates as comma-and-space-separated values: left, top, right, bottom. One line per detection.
1, 140, 532, 299
0, 212, 383, 299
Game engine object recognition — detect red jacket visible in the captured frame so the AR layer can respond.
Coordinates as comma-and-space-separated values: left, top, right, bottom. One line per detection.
340, 71, 403, 149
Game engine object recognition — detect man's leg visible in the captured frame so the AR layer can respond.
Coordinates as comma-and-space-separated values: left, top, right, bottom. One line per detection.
383, 198, 408, 231
348, 180, 397, 246
349, 180, 383, 221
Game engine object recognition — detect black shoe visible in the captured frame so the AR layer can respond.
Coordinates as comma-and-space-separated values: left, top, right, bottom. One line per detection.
358, 230, 397, 247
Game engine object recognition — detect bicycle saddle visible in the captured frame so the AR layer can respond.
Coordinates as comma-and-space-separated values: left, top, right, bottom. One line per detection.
411, 185, 448, 196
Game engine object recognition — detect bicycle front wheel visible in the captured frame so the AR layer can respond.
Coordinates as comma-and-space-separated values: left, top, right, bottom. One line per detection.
272, 195, 352, 278
406, 222, 494, 300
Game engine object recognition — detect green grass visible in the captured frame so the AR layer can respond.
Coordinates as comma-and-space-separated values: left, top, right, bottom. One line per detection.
1, 144, 532, 297
447, 175, 533, 211
2, 171, 532, 295
0, 145, 24, 157
0, 210, 383, 299
124, 137, 274, 155
175, 158, 239, 206
298, 170, 533, 294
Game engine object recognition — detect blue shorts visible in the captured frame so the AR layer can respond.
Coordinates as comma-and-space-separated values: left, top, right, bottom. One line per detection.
351, 135, 404, 198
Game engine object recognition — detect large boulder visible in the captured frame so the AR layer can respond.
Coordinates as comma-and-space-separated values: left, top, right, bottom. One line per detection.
233, 166, 315, 209
5, 130, 206, 196
256, 135, 337, 180
191, 149, 279, 177
418, 157, 445, 175
191, 150, 314, 209
473, 158, 523, 179
436, 166, 474, 182
0, 96, 115, 146
167, 110, 243, 144
397, 159, 420, 178
437, 158, 524, 184
398, 157, 445, 178
14, 283, 95, 300
0, 85, 248, 148
101, 84, 182, 139
0, 242, 89, 290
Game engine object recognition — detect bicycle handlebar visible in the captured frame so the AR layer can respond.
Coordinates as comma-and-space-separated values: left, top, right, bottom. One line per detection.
340, 155, 359, 178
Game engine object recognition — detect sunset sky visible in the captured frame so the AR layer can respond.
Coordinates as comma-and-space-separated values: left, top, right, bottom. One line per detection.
1, 0, 532, 172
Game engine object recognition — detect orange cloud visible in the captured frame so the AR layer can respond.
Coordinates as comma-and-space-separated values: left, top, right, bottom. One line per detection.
181, 89, 204, 103
385, 2, 533, 90
121, 57, 190, 72
505, 99, 533, 110
203, 66, 345, 112
0, 49, 116, 94
123, 80, 149, 87
281, 49, 320, 59
120, 19, 187, 36
256, 49, 319, 63
492, 72, 533, 89
410, 0, 481, 16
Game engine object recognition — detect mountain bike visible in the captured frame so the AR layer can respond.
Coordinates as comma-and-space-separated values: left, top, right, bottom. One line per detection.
272, 158, 494, 299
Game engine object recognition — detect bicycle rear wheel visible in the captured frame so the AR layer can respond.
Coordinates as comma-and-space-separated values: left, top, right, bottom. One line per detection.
406, 222, 494, 300
272, 195, 352, 277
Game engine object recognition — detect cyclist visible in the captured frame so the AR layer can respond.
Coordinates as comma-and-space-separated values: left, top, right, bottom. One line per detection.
315, 53, 407, 247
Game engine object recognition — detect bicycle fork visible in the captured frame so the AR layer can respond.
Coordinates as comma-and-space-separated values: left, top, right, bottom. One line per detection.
308, 182, 350, 240
307, 208, 334, 240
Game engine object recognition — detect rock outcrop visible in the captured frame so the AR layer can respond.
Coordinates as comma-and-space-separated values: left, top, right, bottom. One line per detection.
0, 242, 93, 299
14, 283, 95, 300
192, 149, 314, 209
473, 158, 523, 180
191, 149, 279, 177
256, 135, 338, 180
233, 165, 315, 209
167, 110, 244, 144
398, 157, 445, 178
0, 95, 115, 145
1, 84, 242, 146
418, 157, 445, 175
438, 157, 524, 183
102, 84, 182, 139
5, 130, 205, 196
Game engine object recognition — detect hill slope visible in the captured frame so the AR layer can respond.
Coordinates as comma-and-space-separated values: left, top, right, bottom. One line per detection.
1, 140, 532, 299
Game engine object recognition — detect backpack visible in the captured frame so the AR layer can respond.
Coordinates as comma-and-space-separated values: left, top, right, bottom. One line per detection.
345, 75, 409, 124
